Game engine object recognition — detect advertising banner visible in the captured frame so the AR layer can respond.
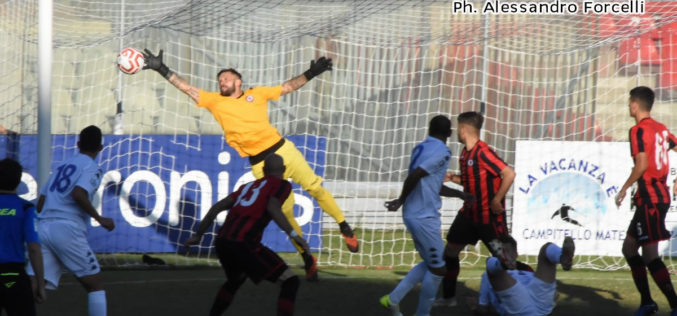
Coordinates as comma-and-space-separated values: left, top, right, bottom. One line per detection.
514, 141, 633, 256
1, 135, 325, 253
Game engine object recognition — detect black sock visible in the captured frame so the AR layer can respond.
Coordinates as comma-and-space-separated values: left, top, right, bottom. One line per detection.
209, 277, 244, 316
627, 255, 653, 306
443, 256, 460, 299
339, 221, 353, 237
301, 252, 314, 270
647, 258, 677, 309
278, 276, 300, 316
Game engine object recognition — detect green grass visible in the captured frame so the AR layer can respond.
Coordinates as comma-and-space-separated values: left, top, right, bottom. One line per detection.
73, 229, 677, 315
35, 265, 674, 316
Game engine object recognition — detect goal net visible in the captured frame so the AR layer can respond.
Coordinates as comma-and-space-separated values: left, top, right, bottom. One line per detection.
3, 0, 677, 270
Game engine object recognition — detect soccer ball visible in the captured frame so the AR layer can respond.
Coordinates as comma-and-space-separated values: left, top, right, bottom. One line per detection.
117, 47, 145, 75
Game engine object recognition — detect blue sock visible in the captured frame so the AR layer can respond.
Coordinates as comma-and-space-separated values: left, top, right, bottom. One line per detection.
88, 290, 107, 316
416, 271, 443, 316
545, 243, 562, 264
390, 262, 427, 304
486, 257, 504, 276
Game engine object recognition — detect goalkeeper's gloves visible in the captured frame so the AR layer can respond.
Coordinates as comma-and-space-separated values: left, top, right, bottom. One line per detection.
142, 49, 173, 79
303, 56, 332, 80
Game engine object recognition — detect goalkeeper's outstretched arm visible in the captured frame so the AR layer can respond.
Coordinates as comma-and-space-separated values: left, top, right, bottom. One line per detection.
142, 49, 200, 103
280, 56, 333, 96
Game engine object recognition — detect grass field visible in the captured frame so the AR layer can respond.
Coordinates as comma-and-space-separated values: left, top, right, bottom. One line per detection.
35, 264, 675, 316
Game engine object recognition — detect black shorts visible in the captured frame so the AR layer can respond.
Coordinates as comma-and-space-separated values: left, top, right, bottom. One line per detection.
0, 263, 36, 316
627, 201, 671, 244
446, 212, 509, 252
215, 238, 287, 284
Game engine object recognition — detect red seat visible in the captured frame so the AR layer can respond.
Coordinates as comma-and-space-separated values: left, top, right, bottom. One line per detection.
618, 37, 661, 66
645, 2, 677, 16
598, 14, 619, 38
616, 15, 661, 66
658, 22, 677, 90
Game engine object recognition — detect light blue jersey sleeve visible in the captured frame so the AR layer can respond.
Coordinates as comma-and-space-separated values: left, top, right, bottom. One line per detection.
417, 149, 450, 176
75, 164, 102, 195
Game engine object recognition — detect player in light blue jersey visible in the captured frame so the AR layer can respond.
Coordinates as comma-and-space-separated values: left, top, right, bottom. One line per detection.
27, 125, 114, 316
475, 237, 575, 316
380, 115, 472, 316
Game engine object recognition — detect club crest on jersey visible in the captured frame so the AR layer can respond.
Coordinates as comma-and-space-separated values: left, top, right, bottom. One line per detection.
467, 159, 474, 166
246, 95, 254, 102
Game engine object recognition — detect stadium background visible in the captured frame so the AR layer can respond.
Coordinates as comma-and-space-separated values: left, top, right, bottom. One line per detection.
2, 0, 677, 271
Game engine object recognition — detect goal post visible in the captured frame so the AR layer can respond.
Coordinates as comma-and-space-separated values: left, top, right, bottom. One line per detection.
3, 0, 677, 269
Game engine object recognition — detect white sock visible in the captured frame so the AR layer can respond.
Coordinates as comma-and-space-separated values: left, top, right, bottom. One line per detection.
416, 271, 443, 316
390, 262, 427, 304
88, 290, 107, 316
545, 243, 562, 264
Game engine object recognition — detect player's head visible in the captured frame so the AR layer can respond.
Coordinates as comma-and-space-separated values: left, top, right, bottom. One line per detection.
0, 158, 22, 191
428, 115, 452, 140
628, 86, 655, 115
457, 111, 483, 142
77, 125, 103, 154
217, 68, 243, 97
263, 154, 285, 178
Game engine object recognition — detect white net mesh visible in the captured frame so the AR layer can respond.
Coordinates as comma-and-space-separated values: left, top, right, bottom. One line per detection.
3, 0, 677, 269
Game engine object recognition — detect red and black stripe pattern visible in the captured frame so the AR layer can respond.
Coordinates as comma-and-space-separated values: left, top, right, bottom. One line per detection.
459, 141, 508, 224
217, 176, 292, 242
629, 118, 677, 205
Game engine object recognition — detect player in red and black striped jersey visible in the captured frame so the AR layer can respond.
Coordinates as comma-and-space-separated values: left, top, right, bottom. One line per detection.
615, 87, 677, 316
434, 111, 517, 307
184, 154, 310, 316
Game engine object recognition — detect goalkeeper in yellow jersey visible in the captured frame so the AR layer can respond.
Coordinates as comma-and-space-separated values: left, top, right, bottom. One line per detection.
141, 49, 358, 280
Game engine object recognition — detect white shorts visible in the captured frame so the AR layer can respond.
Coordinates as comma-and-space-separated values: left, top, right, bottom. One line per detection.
404, 216, 445, 268
26, 219, 100, 289
495, 276, 556, 316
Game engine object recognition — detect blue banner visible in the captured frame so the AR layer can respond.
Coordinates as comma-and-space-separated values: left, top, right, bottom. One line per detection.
1, 135, 325, 253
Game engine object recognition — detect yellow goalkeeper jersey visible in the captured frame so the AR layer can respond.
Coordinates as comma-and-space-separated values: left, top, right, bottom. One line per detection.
197, 86, 283, 157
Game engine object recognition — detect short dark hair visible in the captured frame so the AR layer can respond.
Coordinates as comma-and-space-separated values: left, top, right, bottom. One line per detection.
457, 111, 484, 130
629, 86, 655, 111
429, 115, 452, 137
217, 68, 242, 80
263, 154, 285, 176
0, 158, 22, 191
78, 125, 102, 152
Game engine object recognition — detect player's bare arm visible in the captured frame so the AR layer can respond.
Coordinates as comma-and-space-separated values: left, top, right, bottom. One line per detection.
280, 56, 333, 96
616, 152, 648, 206
385, 167, 428, 212
280, 74, 308, 96
27, 241, 46, 303
440, 185, 474, 204
267, 197, 311, 253
440, 185, 464, 199
142, 48, 200, 103
491, 166, 515, 214
184, 196, 235, 247
71, 186, 115, 231
36, 194, 45, 213
168, 73, 200, 103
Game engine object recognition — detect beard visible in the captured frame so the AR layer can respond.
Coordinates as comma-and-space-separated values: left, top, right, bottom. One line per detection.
220, 86, 235, 97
